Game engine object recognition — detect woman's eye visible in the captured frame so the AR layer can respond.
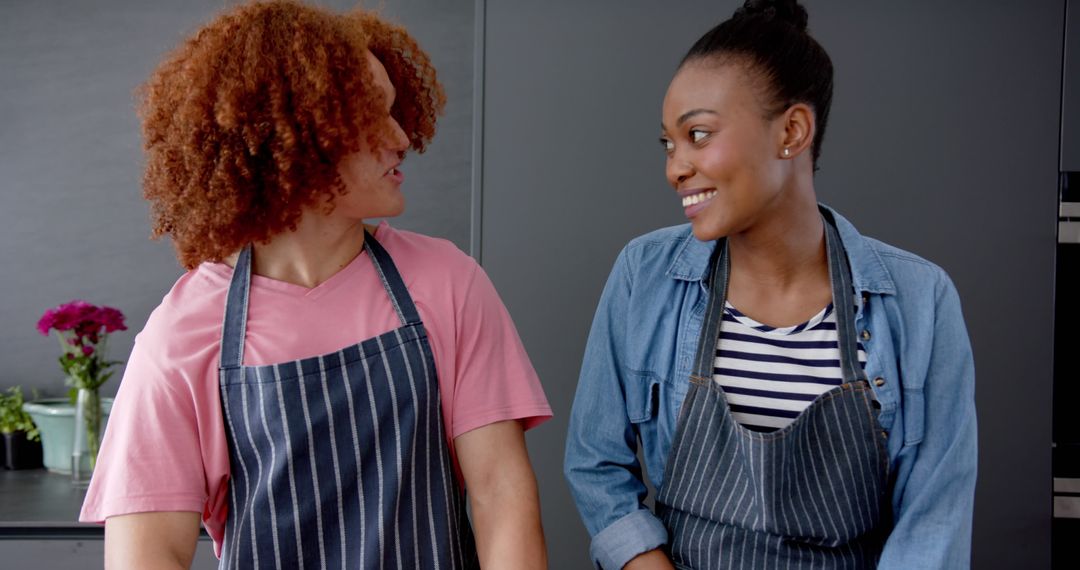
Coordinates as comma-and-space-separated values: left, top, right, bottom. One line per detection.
659, 138, 674, 152
690, 129, 709, 143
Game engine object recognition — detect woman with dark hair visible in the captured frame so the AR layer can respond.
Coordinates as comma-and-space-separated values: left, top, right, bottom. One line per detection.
564, 1, 976, 568
79, 2, 551, 568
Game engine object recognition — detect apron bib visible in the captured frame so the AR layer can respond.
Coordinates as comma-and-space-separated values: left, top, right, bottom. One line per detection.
656, 215, 891, 569
217, 231, 478, 570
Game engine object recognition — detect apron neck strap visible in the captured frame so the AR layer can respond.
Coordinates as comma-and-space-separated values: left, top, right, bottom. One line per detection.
823, 214, 865, 383
219, 229, 422, 370
693, 237, 730, 378
362, 229, 423, 328
220, 245, 253, 370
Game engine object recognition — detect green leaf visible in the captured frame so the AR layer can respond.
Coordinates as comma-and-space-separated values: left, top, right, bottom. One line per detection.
0, 387, 40, 439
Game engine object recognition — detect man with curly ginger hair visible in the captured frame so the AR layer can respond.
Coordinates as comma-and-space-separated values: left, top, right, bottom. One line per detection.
79, 2, 551, 569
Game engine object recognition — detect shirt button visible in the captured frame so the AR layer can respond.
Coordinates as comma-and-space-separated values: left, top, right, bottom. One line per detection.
861, 330, 871, 341
881, 430, 889, 439
874, 377, 886, 387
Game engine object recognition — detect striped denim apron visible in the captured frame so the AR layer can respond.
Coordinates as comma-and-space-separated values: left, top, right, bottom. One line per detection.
656, 217, 891, 569
217, 231, 478, 569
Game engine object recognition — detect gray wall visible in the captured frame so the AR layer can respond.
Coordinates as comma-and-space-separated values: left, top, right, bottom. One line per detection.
483, 0, 1061, 568
0, 0, 476, 400
0, 0, 1065, 568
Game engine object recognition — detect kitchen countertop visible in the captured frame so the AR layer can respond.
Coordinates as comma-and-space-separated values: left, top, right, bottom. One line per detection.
0, 469, 210, 540
0, 469, 99, 537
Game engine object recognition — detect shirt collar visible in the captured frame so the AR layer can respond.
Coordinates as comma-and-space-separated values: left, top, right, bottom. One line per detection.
664, 204, 897, 296
664, 228, 714, 282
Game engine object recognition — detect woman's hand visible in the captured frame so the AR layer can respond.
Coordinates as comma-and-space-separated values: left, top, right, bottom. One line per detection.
624, 549, 676, 570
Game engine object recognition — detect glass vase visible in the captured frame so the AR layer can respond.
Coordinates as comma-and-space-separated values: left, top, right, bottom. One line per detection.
71, 387, 102, 484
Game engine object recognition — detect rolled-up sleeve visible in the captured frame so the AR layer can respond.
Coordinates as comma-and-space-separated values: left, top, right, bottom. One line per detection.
591, 510, 668, 569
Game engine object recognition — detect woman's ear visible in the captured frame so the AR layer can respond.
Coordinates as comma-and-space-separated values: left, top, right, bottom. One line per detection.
778, 102, 815, 159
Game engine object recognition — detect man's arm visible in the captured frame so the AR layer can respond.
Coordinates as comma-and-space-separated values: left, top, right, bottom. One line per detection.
456, 419, 547, 569
105, 511, 201, 570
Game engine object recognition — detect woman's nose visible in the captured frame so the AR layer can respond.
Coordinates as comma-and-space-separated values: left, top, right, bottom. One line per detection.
667, 159, 694, 187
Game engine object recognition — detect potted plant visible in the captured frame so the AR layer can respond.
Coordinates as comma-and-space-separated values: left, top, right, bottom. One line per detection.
0, 386, 43, 470
22, 396, 114, 474
33, 300, 126, 480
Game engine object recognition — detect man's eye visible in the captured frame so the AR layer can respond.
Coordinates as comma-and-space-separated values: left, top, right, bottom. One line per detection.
690, 129, 709, 143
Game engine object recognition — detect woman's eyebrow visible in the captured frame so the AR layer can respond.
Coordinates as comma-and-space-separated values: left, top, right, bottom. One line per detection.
676, 108, 718, 126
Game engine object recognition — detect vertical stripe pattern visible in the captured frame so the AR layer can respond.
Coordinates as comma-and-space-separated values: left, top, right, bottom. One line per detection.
656, 216, 891, 569
217, 232, 478, 569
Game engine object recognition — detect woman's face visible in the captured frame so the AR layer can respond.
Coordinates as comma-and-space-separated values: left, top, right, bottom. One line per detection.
334, 50, 412, 221
660, 61, 790, 241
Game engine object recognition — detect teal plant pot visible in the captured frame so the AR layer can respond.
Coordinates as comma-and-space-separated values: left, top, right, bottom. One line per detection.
22, 398, 113, 474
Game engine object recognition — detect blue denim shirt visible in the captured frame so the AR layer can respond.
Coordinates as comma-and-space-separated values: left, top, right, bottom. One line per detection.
564, 206, 977, 569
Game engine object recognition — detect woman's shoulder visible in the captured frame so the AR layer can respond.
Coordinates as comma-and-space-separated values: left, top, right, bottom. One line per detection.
860, 236, 957, 296
829, 207, 956, 299
863, 236, 941, 271
618, 224, 712, 281
619, 223, 698, 264
624, 223, 695, 252
849, 234, 965, 328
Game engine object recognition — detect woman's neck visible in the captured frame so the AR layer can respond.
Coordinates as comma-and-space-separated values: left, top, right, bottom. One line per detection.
724, 181, 832, 326
728, 201, 825, 289
226, 210, 375, 289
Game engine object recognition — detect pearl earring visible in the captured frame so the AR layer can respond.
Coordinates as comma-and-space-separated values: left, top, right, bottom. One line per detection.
782, 148, 791, 157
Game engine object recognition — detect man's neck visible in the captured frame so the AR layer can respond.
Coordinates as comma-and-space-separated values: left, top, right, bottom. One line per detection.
226, 211, 374, 289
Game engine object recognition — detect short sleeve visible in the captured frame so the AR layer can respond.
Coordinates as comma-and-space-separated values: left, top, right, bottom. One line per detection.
447, 262, 552, 438
79, 332, 209, 522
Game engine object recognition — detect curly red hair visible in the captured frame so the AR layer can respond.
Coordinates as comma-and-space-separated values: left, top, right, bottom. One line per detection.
139, 0, 445, 269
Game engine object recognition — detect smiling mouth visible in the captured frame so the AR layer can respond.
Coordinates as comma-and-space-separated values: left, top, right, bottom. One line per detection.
385, 166, 400, 176
681, 189, 717, 207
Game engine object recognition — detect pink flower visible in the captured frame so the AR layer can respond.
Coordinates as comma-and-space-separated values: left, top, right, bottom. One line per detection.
36, 307, 60, 336
37, 300, 127, 337
39, 300, 127, 392
37, 300, 95, 335
97, 306, 127, 333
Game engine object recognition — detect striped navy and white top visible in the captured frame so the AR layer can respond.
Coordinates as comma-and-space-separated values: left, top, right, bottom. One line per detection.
714, 302, 866, 432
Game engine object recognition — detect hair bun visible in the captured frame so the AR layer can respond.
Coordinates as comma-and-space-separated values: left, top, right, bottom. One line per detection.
735, 0, 809, 31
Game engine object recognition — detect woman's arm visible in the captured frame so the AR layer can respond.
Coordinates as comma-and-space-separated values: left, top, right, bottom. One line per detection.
105, 512, 201, 570
564, 247, 670, 569
456, 419, 547, 569
877, 274, 978, 568
624, 549, 676, 570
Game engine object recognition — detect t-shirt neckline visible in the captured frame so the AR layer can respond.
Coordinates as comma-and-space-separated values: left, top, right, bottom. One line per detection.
724, 301, 834, 336
204, 220, 391, 300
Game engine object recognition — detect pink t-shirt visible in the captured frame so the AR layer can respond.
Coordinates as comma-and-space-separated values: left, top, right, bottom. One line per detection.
79, 222, 551, 554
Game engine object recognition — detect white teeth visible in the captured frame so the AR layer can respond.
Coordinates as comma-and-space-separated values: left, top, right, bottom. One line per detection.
681, 190, 717, 207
